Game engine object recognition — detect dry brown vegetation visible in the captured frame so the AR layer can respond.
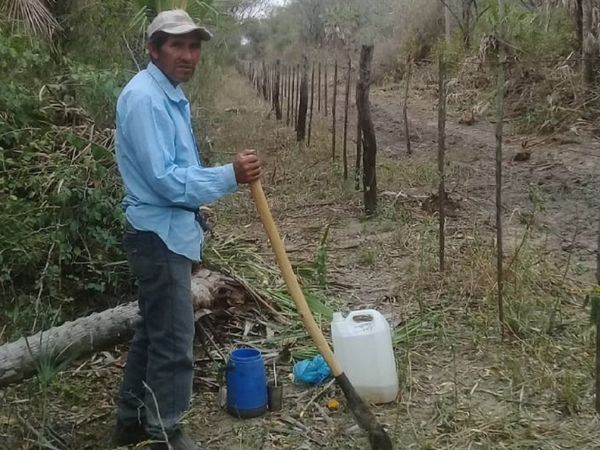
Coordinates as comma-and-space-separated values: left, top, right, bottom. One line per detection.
3, 66, 600, 448
4, 1, 600, 448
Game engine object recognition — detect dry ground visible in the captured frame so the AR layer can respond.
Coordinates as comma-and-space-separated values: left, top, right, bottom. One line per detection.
3, 68, 600, 449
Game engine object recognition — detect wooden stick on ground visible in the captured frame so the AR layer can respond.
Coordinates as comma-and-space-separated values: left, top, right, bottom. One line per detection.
299, 378, 336, 418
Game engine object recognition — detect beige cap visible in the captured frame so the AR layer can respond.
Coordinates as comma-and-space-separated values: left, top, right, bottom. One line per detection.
147, 9, 212, 41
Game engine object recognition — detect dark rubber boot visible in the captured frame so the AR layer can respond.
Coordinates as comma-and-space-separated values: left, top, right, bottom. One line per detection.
110, 420, 147, 447
149, 429, 205, 450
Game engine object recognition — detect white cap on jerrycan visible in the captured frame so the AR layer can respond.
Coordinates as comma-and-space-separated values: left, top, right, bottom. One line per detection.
331, 309, 398, 403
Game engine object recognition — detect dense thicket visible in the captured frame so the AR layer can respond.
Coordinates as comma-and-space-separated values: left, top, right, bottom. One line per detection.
0, 0, 243, 340
0, 38, 131, 340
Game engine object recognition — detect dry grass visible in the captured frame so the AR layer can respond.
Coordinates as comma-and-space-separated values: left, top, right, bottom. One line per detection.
2, 69, 600, 449
193, 70, 600, 449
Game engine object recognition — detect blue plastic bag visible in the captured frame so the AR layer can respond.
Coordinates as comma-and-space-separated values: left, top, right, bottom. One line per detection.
292, 354, 332, 385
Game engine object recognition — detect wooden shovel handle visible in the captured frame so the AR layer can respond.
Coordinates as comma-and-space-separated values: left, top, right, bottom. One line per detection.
251, 179, 393, 450
250, 180, 343, 376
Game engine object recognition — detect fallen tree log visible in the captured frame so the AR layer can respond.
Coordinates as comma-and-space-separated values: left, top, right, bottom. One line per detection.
0, 268, 255, 388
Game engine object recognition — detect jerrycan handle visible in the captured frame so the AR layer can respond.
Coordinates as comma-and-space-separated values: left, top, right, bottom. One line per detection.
345, 309, 390, 332
346, 309, 380, 323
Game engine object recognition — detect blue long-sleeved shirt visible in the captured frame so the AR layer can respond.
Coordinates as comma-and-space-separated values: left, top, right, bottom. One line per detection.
115, 62, 237, 261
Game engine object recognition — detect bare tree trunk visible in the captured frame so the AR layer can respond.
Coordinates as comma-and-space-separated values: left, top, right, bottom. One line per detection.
462, 0, 473, 49
582, 0, 594, 86
596, 208, 600, 413
403, 58, 413, 155
0, 268, 255, 387
262, 60, 268, 100
355, 120, 362, 191
332, 60, 338, 160
256, 63, 260, 94
496, 0, 507, 334
308, 62, 315, 147
297, 56, 309, 142
445, 2, 452, 40
575, 0, 583, 54
318, 62, 322, 113
274, 59, 282, 120
597, 210, 600, 285
291, 66, 295, 125
296, 63, 301, 129
290, 65, 294, 123
271, 64, 274, 102
438, 53, 447, 273
292, 66, 297, 127
268, 63, 272, 103
343, 58, 351, 179
281, 63, 285, 111
324, 64, 328, 117
596, 303, 600, 413
357, 45, 377, 216
267, 64, 270, 102
270, 65, 274, 103
286, 65, 291, 127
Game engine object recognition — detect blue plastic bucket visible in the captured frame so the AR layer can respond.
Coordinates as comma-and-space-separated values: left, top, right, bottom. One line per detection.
226, 348, 267, 418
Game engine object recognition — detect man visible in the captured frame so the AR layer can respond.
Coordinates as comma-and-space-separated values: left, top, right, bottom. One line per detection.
111, 10, 261, 450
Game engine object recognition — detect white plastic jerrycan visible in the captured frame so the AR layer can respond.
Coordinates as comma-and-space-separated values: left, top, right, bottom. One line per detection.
331, 309, 398, 403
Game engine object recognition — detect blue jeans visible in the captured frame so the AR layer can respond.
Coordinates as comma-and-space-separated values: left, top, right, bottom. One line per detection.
116, 224, 194, 438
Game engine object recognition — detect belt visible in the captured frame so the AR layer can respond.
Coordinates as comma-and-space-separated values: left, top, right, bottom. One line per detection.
179, 206, 212, 234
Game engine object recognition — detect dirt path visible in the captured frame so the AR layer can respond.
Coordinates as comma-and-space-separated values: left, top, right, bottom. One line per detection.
322, 71, 600, 281
370, 85, 600, 279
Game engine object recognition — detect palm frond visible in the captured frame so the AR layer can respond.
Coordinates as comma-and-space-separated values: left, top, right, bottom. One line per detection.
188, 0, 219, 23
1, 0, 61, 41
129, 4, 155, 35
128, 0, 221, 44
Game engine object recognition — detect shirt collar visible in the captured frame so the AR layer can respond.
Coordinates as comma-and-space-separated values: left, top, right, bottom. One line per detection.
147, 62, 188, 104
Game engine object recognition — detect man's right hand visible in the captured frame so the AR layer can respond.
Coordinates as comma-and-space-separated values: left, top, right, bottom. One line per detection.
233, 149, 262, 184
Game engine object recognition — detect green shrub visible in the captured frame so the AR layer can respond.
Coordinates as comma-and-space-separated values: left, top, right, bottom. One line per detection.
476, 0, 574, 59
0, 34, 132, 339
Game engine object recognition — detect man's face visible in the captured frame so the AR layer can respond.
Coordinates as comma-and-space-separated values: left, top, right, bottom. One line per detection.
149, 32, 202, 84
